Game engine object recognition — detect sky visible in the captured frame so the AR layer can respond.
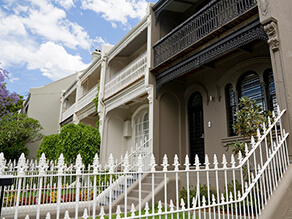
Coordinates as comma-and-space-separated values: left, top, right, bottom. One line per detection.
0, 0, 158, 98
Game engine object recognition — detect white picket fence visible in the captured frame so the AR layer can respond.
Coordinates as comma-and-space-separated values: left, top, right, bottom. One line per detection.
0, 107, 290, 219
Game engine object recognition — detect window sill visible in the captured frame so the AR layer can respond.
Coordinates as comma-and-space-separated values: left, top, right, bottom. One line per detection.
221, 135, 250, 148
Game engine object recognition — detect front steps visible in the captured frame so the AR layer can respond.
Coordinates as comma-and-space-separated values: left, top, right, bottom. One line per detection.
111, 172, 176, 212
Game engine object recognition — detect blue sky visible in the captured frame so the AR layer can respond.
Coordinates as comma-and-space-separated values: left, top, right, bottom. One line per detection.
0, 0, 158, 98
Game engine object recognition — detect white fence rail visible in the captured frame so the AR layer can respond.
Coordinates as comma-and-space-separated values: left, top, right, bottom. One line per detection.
77, 85, 99, 112
0, 107, 289, 219
104, 52, 147, 99
62, 103, 75, 121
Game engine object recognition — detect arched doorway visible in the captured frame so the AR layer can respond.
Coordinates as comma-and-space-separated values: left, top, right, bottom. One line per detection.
188, 92, 205, 164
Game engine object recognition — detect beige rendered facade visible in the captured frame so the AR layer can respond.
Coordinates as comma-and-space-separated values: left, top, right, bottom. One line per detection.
22, 73, 77, 158
95, 0, 292, 166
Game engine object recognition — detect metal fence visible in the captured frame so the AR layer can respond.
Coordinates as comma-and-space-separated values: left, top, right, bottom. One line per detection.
0, 107, 289, 219
153, 0, 257, 67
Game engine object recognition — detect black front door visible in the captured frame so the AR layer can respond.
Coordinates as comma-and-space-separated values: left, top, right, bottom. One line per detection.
188, 92, 205, 165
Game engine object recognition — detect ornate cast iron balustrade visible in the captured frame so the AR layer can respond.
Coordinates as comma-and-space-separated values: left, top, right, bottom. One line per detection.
104, 52, 147, 99
153, 0, 257, 68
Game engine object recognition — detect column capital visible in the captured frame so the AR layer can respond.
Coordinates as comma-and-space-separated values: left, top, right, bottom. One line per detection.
264, 20, 280, 52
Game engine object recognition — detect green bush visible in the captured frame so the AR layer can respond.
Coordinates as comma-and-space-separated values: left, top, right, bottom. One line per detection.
0, 113, 42, 160
37, 123, 100, 166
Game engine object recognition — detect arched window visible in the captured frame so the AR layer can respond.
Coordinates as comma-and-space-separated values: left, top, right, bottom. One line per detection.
239, 72, 265, 110
225, 84, 237, 136
135, 111, 149, 149
225, 70, 277, 136
264, 69, 277, 112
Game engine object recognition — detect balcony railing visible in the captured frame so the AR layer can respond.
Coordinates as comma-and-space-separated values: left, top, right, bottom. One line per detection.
104, 52, 147, 99
62, 103, 75, 121
153, 0, 257, 67
77, 85, 98, 112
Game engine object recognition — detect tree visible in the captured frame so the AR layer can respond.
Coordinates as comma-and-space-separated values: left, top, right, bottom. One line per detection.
228, 97, 273, 156
37, 123, 100, 166
0, 113, 43, 160
0, 65, 23, 117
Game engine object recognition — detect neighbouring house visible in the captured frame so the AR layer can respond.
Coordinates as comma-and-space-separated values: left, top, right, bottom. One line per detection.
21, 73, 78, 158
58, 48, 108, 129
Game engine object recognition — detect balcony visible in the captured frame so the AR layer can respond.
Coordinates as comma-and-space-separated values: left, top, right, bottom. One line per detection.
62, 103, 75, 121
104, 52, 147, 99
77, 85, 98, 112
153, 0, 258, 69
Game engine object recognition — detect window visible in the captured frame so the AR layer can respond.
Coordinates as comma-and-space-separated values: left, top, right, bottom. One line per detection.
225, 84, 237, 136
226, 70, 277, 136
239, 72, 265, 109
264, 69, 277, 112
135, 112, 149, 149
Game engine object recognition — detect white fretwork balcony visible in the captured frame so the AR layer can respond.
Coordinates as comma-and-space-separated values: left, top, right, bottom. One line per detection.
77, 85, 98, 112
104, 52, 147, 99
62, 103, 75, 121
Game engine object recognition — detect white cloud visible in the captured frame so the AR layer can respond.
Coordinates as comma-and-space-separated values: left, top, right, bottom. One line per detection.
54, 0, 75, 10
81, 0, 148, 25
0, 0, 97, 81
0, 38, 88, 80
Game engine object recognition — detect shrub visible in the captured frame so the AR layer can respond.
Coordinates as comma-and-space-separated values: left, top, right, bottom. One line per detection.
37, 123, 100, 167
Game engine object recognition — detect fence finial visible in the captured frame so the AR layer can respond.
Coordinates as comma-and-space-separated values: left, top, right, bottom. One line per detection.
64, 211, 70, 219
229, 192, 233, 202
144, 202, 150, 215
158, 200, 162, 213
173, 154, 180, 171
194, 154, 200, 169
17, 153, 28, 177
45, 212, 51, 219
0, 153, 6, 175
108, 154, 115, 173
181, 198, 185, 209
222, 154, 227, 169
149, 153, 156, 172
213, 154, 218, 169
212, 194, 216, 205
93, 153, 101, 173
38, 153, 48, 175
251, 136, 256, 148
204, 154, 210, 169
238, 151, 243, 164
131, 203, 136, 217
184, 155, 190, 170
257, 129, 261, 141
123, 152, 130, 173
202, 195, 206, 207
99, 207, 105, 219
245, 143, 249, 155
162, 154, 169, 171
170, 199, 174, 211
221, 193, 225, 203
57, 153, 66, 174
75, 154, 84, 175
82, 209, 89, 219
116, 205, 121, 218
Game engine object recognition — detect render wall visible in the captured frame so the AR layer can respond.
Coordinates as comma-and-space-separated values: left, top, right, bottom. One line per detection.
153, 42, 272, 165
258, 0, 292, 157
25, 73, 77, 158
